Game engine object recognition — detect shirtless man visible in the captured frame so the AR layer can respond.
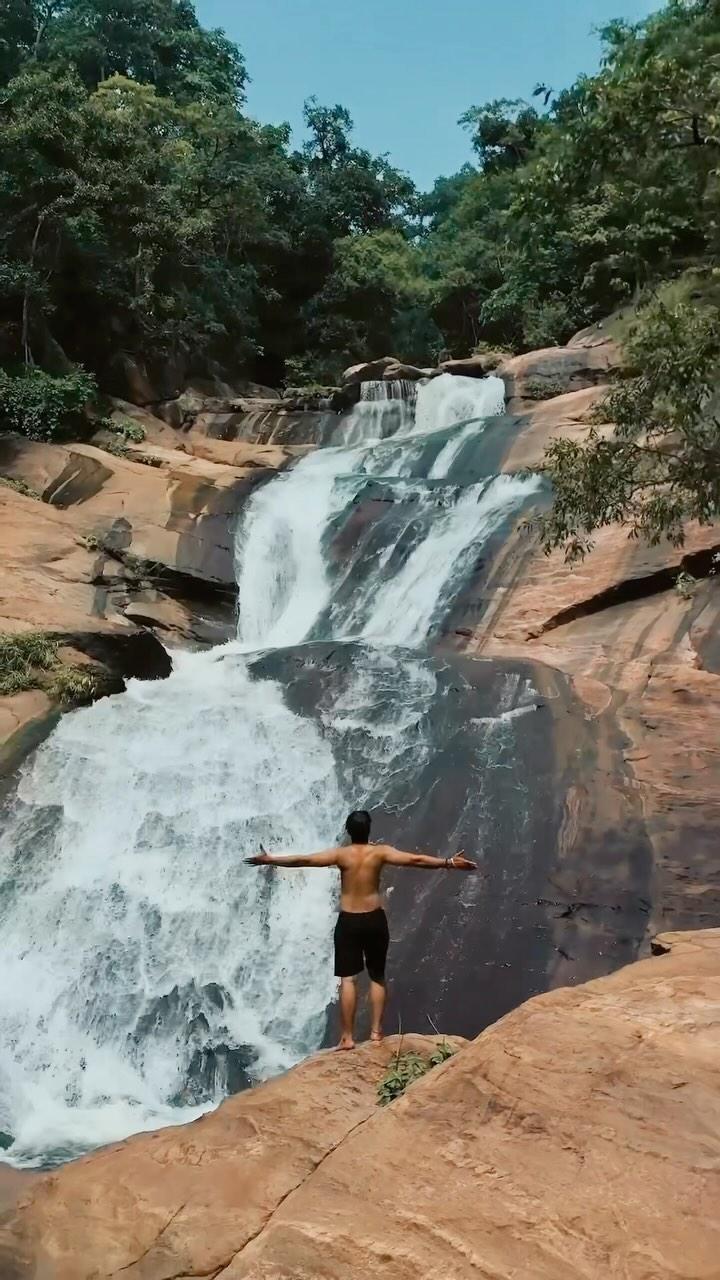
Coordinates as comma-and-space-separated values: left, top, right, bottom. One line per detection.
247, 809, 476, 1049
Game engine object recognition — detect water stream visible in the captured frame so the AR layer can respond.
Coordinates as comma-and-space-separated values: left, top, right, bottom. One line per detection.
0, 373, 540, 1167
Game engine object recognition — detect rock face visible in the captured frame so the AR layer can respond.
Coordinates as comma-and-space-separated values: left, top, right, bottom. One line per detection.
0, 433, 299, 592
2, 932, 718, 1279
439, 350, 506, 377
247, 642, 650, 1031
498, 385, 606, 471
342, 356, 403, 384
0, 426, 303, 770
424, 354, 720, 954
449, 462, 720, 948
0, 1035, 465, 1279
498, 337, 622, 410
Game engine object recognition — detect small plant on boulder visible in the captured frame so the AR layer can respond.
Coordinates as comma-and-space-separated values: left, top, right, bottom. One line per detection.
0, 475, 41, 500
522, 377, 568, 402
377, 1040, 455, 1107
49, 665, 102, 706
106, 416, 146, 445
675, 570, 698, 601
0, 631, 103, 705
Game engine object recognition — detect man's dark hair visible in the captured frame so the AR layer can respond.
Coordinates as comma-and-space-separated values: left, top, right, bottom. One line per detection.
345, 809, 371, 843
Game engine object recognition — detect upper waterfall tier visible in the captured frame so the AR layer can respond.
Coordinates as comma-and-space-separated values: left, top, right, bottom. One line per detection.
235, 373, 537, 650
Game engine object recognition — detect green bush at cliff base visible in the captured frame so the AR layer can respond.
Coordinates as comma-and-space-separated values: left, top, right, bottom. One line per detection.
0, 367, 96, 442
48, 665, 102, 705
0, 631, 102, 704
377, 1041, 455, 1107
106, 417, 146, 445
0, 632, 58, 695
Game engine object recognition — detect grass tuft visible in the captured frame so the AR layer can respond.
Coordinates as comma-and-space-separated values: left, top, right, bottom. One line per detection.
377, 1040, 455, 1107
0, 633, 58, 695
0, 631, 102, 705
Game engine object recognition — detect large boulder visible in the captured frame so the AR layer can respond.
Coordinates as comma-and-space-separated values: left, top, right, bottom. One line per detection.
381, 360, 428, 381
439, 350, 506, 377
568, 322, 622, 349
342, 356, 403, 384
342, 357, 427, 385
0, 485, 173, 771
2, 934, 719, 1278
498, 339, 622, 410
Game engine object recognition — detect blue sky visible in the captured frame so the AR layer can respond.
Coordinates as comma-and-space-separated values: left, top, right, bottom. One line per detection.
196, 0, 658, 189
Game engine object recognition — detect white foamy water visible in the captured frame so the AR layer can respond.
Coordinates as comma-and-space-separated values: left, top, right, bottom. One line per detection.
333, 379, 416, 446
414, 373, 506, 438
355, 475, 534, 645
0, 649, 342, 1164
0, 368, 540, 1167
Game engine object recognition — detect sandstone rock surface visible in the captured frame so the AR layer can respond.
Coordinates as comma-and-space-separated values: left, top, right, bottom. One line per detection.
342, 356, 403, 384
0, 429, 302, 770
381, 360, 427, 380
2, 935, 719, 1279
0, 483, 178, 764
498, 339, 622, 410
0, 1035, 465, 1280
440, 350, 506, 377
499, 385, 607, 472
461, 501, 720, 943
0, 434, 288, 592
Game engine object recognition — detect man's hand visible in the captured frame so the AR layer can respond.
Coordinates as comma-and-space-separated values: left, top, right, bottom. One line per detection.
448, 852, 477, 871
246, 853, 271, 866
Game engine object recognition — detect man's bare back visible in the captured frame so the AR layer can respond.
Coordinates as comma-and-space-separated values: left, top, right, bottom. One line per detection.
334, 842, 475, 911
247, 809, 476, 1048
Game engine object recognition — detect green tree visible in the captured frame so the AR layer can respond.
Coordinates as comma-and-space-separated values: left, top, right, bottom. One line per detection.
421, 0, 720, 355
459, 98, 546, 173
537, 300, 720, 558
304, 229, 437, 378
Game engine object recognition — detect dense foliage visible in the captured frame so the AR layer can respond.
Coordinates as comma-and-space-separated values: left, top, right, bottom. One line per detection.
420, 0, 720, 354
537, 299, 720, 557
0, 367, 96, 440
0, 1, 417, 404
1, 0, 719, 436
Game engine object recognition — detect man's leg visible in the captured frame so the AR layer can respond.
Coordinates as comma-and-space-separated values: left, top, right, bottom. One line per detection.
338, 976, 357, 1050
367, 909, 390, 1043
369, 979, 386, 1043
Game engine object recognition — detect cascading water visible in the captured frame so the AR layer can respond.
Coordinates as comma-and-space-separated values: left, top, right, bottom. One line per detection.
0, 371, 541, 1168
332, 378, 416, 447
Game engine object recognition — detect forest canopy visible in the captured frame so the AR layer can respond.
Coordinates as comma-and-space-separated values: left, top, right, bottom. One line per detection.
1, 0, 719, 402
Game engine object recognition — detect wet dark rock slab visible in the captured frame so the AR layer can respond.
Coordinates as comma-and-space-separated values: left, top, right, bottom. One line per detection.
244, 642, 653, 1041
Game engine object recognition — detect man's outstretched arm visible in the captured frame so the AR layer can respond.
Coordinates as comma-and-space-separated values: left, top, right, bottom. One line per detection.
383, 848, 477, 871
246, 847, 341, 868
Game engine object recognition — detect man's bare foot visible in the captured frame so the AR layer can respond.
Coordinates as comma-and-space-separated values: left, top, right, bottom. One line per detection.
370, 1030, 384, 1044
336, 1035, 355, 1051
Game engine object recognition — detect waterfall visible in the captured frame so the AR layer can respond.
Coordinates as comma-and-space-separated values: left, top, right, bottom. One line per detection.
333, 379, 416, 447
0, 370, 541, 1169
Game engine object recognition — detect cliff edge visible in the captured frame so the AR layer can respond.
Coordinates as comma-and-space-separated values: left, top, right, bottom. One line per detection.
1, 932, 718, 1279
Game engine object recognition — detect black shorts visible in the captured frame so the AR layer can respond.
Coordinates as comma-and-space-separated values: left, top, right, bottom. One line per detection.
334, 908, 389, 983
